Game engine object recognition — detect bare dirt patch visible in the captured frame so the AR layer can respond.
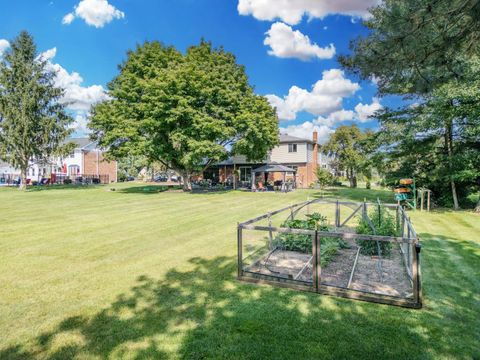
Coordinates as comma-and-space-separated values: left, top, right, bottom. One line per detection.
246, 238, 413, 298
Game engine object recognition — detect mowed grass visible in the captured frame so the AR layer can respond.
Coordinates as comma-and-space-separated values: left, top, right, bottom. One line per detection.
0, 183, 478, 359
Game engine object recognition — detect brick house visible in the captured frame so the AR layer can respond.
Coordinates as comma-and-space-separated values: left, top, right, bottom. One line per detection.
0, 138, 117, 185
201, 131, 334, 189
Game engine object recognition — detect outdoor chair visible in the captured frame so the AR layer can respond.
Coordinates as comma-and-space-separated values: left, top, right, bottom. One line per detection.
257, 182, 267, 191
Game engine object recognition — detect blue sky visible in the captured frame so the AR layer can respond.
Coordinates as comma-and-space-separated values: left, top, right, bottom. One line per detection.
0, 0, 395, 142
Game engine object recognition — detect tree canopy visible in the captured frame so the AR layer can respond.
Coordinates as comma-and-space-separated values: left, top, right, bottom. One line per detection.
0, 31, 73, 189
340, 0, 480, 209
89, 40, 279, 190
340, 0, 480, 95
322, 125, 372, 188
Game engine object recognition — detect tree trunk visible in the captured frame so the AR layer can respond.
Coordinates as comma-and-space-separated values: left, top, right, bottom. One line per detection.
347, 168, 355, 188
475, 199, 480, 213
19, 167, 27, 191
181, 170, 191, 191
445, 119, 459, 210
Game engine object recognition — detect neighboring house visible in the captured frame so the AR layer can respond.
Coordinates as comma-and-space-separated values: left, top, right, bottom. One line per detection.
201, 131, 335, 188
0, 138, 117, 184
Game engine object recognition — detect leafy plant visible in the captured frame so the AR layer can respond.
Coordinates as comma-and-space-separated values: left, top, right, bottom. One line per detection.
315, 168, 334, 190
274, 212, 326, 253
356, 205, 395, 256
274, 213, 346, 265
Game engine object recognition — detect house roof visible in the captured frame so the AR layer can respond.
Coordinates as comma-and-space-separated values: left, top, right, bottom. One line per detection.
252, 162, 296, 173
279, 133, 315, 144
65, 138, 99, 150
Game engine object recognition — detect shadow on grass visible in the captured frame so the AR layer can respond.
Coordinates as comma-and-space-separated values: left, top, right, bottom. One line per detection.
26, 184, 105, 192
116, 185, 183, 194
117, 185, 236, 195
2, 248, 479, 359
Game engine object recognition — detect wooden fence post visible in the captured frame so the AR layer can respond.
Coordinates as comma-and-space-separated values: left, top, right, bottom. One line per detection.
336, 200, 340, 227
237, 224, 243, 278
315, 230, 321, 291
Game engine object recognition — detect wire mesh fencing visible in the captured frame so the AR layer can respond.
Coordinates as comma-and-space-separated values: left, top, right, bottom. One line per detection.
238, 199, 422, 308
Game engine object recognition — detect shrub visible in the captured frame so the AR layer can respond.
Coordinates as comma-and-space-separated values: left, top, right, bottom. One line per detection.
273, 213, 347, 265
64, 178, 72, 185
274, 213, 328, 253
315, 168, 334, 189
356, 205, 395, 256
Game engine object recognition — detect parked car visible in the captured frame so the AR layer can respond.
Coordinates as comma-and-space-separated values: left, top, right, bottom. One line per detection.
154, 174, 168, 182
126, 176, 135, 181
170, 175, 179, 182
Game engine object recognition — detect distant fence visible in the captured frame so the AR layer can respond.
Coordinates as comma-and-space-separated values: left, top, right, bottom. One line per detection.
0, 173, 110, 186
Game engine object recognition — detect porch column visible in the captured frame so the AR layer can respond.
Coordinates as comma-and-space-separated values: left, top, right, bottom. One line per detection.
233, 163, 236, 190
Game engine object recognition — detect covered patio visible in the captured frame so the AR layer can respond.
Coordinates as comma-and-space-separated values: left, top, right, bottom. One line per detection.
251, 162, 296, 192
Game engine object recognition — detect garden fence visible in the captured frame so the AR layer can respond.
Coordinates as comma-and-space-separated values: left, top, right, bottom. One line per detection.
237, 199, 422, 308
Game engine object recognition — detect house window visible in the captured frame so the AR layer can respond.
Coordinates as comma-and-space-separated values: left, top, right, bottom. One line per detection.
287, 165, 298, 176
288, 143, 297, 153
31, 168, 35, 176
70, 152, 75, 158
239, 167, 251, 182
68, 165, 80, 176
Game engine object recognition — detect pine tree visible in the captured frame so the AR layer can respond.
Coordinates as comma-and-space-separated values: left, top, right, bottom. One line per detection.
0, 31, 73, 190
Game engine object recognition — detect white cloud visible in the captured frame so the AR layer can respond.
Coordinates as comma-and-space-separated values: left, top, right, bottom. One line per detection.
264, 22, 335, 61
265, 94, 297, 121
0, 39, 10, 57
354, 98, 382, 122
315, 109, 355, 126
312, 69, 360, 97
62, 13, 75, 25
39, 47, 110, 132
266, 69, 360, 120
280, 98, 382, 144
238, 0, 378, 25
62, 0, 124, 28
281, 122, 333, 144
72, 112, 89, 134
38, 47, 57, 61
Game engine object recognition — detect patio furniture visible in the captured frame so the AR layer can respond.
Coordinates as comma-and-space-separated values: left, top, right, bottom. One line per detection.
251, 162, 297, 192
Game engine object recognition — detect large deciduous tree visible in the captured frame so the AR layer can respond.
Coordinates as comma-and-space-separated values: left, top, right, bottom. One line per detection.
0, 31, 73, 190
322, 125, 370, 188
339, 0, 480, 209
89, 40, 279, 190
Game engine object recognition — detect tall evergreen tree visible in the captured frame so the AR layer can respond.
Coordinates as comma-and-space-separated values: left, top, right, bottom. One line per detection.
0, 31, 73, 189
339, 0, 480, 209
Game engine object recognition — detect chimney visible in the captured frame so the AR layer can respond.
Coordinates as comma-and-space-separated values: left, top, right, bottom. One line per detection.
312, 131, 318, 169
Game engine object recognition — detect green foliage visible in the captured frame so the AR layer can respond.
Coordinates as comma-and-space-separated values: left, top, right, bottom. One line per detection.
89, 40, 279, 190
340, 0, 480, 95
274, 213, 327, 253
315, 167, 334, 189
0, 31, 74, 189
274, 213, 346, 265
322, 125, 374, 188
356, 206, 395, 256
340, 0, 480, 209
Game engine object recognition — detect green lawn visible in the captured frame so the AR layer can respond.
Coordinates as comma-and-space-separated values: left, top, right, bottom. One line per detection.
0, 184, 478, 359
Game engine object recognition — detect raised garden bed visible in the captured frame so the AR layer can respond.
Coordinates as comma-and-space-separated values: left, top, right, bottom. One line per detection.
238, 199, 422, 308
